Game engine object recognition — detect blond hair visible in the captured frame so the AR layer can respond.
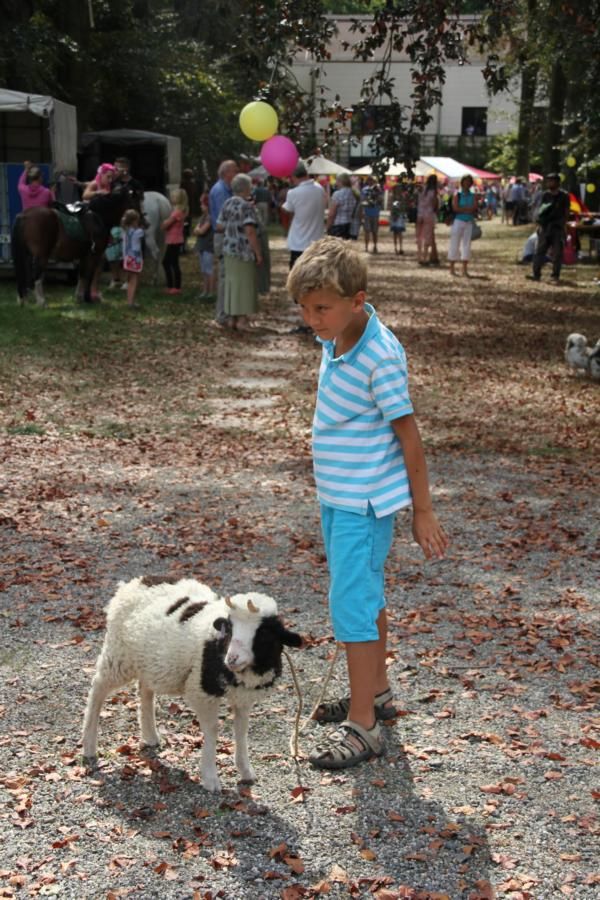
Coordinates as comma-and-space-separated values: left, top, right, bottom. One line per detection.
170, 188, 189, 213
286, 236, 367, 302
121, 208, 141, 228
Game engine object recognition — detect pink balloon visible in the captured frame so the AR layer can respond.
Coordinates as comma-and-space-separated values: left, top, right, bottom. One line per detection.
260, 135, 299, 179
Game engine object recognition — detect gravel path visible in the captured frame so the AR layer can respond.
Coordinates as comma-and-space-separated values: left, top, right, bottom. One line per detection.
1, 241, 598, 899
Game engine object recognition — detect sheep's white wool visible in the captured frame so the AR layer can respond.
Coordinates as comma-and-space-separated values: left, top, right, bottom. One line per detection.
101, 578, 221, 694
229, 592, 277, 615
82, 577, 299, 793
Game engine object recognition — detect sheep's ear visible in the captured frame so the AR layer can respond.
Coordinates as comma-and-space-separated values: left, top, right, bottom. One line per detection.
276, 619, 303, 648
212, 617, 231, 639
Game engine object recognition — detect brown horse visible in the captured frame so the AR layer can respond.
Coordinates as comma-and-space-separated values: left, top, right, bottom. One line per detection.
11, 184, 143, 306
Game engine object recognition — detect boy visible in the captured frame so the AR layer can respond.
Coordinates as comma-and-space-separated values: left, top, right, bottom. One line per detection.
286, 237, 448, 770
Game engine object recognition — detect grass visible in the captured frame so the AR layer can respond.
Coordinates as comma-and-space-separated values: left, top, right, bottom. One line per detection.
7, 423, 46, 435
0, 252, 219, 440
0, 280, 212, 357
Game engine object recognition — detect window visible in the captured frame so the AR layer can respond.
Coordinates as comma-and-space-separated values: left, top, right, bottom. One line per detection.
461, 107, 487, 137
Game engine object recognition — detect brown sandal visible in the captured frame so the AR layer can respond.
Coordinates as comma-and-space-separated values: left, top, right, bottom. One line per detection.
312, 687, 397, 724
309, 719, 383, 770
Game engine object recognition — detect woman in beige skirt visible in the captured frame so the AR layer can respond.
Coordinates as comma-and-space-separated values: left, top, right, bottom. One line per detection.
216, 173, 263, 330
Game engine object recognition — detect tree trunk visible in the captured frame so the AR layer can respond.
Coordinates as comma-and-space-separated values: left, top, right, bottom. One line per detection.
54, 0, 93, 124
515, 63, 538, 177
562, 79, 581, 195
543, 59, 566, 173
515, 0, 538, 178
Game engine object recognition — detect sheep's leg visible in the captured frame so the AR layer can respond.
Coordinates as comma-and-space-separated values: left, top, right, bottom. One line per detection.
188, 698, 221, 792
232, 702, 256, 784
138, 681, 160, 746
82, 670, 121, 759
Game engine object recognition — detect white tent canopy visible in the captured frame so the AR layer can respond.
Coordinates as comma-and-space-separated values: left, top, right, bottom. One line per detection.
353, 158, 432, 177
248, 164, 269, 180
304, 154, 351, 176
249, 155, 350, 180
419, 156, 473, 179
0, 89, 77, 172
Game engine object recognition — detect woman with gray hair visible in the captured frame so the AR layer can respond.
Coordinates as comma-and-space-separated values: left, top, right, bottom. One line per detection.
326, 172, 360, 240
216, 173, 263, 330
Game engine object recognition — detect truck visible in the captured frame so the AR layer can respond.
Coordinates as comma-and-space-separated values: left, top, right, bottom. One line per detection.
0, 89, 78, 269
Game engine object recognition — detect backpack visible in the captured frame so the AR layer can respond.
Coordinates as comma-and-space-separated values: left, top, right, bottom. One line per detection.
536, 200, 555, 226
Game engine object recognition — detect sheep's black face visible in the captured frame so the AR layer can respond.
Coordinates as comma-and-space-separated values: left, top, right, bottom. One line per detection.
201, 613, 302, 695
250, 616, 303, 676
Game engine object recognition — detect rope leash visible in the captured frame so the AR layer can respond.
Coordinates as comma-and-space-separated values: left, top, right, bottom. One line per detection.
283, 642, 341, 759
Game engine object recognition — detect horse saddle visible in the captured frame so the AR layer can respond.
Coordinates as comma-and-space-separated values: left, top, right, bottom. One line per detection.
52, 201, 89, 242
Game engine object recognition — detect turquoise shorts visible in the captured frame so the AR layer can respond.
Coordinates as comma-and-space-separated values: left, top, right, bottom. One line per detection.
320, 503, 396, 643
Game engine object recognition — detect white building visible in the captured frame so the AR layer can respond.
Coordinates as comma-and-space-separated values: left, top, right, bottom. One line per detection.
291, 16, 519, 166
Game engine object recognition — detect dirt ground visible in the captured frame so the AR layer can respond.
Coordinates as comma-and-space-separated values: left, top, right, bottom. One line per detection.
0, 222, 598, 898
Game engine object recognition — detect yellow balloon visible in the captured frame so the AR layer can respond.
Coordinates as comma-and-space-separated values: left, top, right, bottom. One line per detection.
566, 155, 577, 167
586, 183, 596, 193
239, 101, 278, 142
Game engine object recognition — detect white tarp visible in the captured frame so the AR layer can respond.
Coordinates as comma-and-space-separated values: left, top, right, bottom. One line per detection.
79, 129, 182, 189
0, 89, 78, 172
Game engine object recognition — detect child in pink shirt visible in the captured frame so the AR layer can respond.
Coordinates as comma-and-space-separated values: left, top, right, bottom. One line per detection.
161, 188, 188, 294
18, 162, 53, 210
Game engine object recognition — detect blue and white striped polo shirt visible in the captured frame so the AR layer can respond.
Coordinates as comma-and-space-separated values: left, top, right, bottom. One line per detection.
313, 303, 414, 518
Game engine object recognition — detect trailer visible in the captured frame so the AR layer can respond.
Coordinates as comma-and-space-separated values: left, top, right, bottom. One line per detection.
0, 89, 78, 268
78, 128, 181, 196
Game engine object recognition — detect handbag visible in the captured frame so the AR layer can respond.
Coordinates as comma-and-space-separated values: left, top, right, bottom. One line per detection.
124, 254, 143, 272
471, 222, 482, 241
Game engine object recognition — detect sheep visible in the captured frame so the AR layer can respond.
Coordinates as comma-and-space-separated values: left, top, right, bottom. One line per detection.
82, 576, 302, 792
564, 333, 591, 373
564, 333, 600, 380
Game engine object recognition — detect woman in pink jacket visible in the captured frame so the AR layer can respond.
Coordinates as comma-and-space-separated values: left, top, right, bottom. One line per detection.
18, 161, 54, 210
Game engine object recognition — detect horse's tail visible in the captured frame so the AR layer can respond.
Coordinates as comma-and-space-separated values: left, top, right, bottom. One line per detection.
11, 214, 31, 303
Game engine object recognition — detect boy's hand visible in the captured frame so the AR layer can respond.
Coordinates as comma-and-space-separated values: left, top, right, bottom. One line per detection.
412, 509, 448, 560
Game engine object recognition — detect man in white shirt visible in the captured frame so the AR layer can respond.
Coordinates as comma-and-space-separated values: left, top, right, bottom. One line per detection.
283, 163, 327, 270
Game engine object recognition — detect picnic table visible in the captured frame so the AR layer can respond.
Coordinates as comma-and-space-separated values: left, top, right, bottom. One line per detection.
568, 219, 600, 258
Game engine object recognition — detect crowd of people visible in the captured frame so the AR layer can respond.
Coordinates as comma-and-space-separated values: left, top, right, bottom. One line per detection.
15, 153, 576, 320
